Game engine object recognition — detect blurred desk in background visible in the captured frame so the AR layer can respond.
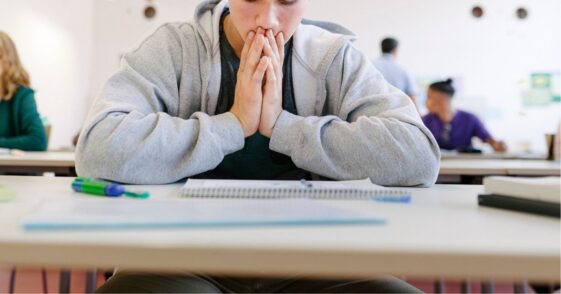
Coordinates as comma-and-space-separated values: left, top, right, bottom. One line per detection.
438, 159, 560, 184
440, 150, 547, 160
439, 159, 560, 176
0, 151, 75, 176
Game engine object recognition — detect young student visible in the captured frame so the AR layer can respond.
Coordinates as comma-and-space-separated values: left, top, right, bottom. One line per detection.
374, 37, 419, 110
77, 0, 440, 292
423, 79, 507, 152
0, 32, 47, 151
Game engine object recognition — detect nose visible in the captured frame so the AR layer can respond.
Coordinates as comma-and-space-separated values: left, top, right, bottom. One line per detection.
256, 3, 279, 32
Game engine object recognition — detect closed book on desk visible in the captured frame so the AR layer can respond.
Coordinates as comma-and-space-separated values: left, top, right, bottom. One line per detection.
479, 176, 560, 218
21, 198, 385, 230
181, 179, 410, 202
483, 176, 560, 203
478, 194, 560, 218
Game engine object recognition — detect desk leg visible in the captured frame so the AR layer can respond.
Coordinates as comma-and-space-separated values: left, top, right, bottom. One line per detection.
434, 278, 445, 293
481, 281, 495, 294
513, 282, 528, 294
42, 268, 48, 294
461, 279, 471, 293
85, 269, 98, 293
9, 267, 16, 294
59, 269, 71, 294
460, 175, 483, 184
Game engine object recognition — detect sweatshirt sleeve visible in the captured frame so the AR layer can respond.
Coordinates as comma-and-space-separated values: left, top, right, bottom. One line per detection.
75, 24, 245, 184
0, 89, 47, 151
269, 42, 440, 187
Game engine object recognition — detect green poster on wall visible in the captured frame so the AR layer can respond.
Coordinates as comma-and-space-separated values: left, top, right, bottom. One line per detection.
526, 73, 560, 105
531, 73, 551, 90
551, 73, 560, 102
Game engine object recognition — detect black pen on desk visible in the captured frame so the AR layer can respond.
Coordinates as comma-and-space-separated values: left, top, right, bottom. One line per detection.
300, 179, 313, 189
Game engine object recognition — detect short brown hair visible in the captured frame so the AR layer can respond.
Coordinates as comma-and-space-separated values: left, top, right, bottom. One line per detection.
0, 31, 31, 101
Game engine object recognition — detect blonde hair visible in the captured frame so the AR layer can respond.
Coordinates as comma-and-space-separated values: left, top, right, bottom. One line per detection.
0, 31, 31, 101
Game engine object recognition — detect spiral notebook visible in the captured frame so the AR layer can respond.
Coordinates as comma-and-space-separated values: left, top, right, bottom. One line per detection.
181, 178, 410, 202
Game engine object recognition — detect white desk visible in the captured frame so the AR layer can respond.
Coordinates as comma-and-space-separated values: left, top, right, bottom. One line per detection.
0, 151, 75, 176
0, 176, 559, 282
440, 151, 546, 161
439, 159, 561, 177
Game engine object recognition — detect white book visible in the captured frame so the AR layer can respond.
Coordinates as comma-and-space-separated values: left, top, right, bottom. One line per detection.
181, 178, 410, 202
483, 176, 561, 204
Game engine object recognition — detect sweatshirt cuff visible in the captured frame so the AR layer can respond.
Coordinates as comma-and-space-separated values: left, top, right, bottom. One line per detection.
210, 112, 245, 154
269, 110, 305, 156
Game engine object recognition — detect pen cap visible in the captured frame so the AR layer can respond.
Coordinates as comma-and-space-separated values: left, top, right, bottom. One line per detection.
103, 183, 126, 197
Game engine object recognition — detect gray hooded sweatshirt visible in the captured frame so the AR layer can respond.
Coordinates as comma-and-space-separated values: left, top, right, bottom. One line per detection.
76, 0, 440, 186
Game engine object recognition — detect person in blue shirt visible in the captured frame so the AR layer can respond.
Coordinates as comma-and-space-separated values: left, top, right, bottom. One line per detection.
374, 37, 419, 110
422, 79, 507, 152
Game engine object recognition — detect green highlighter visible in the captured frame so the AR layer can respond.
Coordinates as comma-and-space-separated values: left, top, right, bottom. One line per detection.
72, 178, 150, 199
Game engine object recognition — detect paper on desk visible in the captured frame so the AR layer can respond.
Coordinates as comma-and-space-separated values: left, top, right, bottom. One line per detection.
0, 148, 25, 156
181, 178, 409, 200
185, 178, 379, 189
21, 198, 385, 230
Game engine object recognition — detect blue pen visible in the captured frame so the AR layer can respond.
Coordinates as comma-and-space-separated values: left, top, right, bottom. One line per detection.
300, 179, 313, 188
373, 194, 411, 203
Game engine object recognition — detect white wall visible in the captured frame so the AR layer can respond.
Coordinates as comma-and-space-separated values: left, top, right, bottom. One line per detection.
0, 0, 94, 149
3, 0, 561, 152
90, 0, 201, 101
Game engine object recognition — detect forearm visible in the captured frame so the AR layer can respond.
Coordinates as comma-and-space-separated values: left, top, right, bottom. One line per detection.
485, 138, 497, 145
76, 111, 244, 184
485, 137, 507, 152
0, 133, 47, 151
270, 111, 440, 187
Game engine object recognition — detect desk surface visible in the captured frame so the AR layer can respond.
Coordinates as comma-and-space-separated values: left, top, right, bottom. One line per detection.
0, 151, 75, 175
0, 176, 559, 282
440, 151, 546, 160
440, 159, 561, 176
0, 151, 75, 167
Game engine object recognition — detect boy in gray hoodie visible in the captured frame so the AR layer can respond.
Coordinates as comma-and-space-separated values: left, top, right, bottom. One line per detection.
81, 0, 439, 292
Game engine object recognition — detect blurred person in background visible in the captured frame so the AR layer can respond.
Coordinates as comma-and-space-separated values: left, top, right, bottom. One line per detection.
0, 31, 47, 151
374, 37, 419, 110
423, 79, 507, 152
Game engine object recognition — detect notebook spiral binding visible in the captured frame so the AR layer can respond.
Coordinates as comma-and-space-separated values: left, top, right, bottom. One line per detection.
182, 187, 410, 201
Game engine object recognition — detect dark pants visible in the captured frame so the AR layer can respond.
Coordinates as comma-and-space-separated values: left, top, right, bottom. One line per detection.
96, 272, 423, 293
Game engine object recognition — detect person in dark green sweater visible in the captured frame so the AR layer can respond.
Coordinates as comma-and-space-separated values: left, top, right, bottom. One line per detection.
0, 31, 47, 151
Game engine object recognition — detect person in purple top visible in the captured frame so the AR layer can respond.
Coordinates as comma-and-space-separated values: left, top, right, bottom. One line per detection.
422, 79, 507, 152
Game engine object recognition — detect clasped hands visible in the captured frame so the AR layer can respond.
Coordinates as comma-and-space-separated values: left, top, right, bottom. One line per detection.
230, 28, 285, 138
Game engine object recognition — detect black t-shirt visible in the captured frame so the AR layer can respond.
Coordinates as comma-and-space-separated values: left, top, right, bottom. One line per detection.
210, 10, 307, 180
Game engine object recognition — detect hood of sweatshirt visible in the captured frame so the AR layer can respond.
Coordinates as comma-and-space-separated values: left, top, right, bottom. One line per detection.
192, 0, 356, 76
